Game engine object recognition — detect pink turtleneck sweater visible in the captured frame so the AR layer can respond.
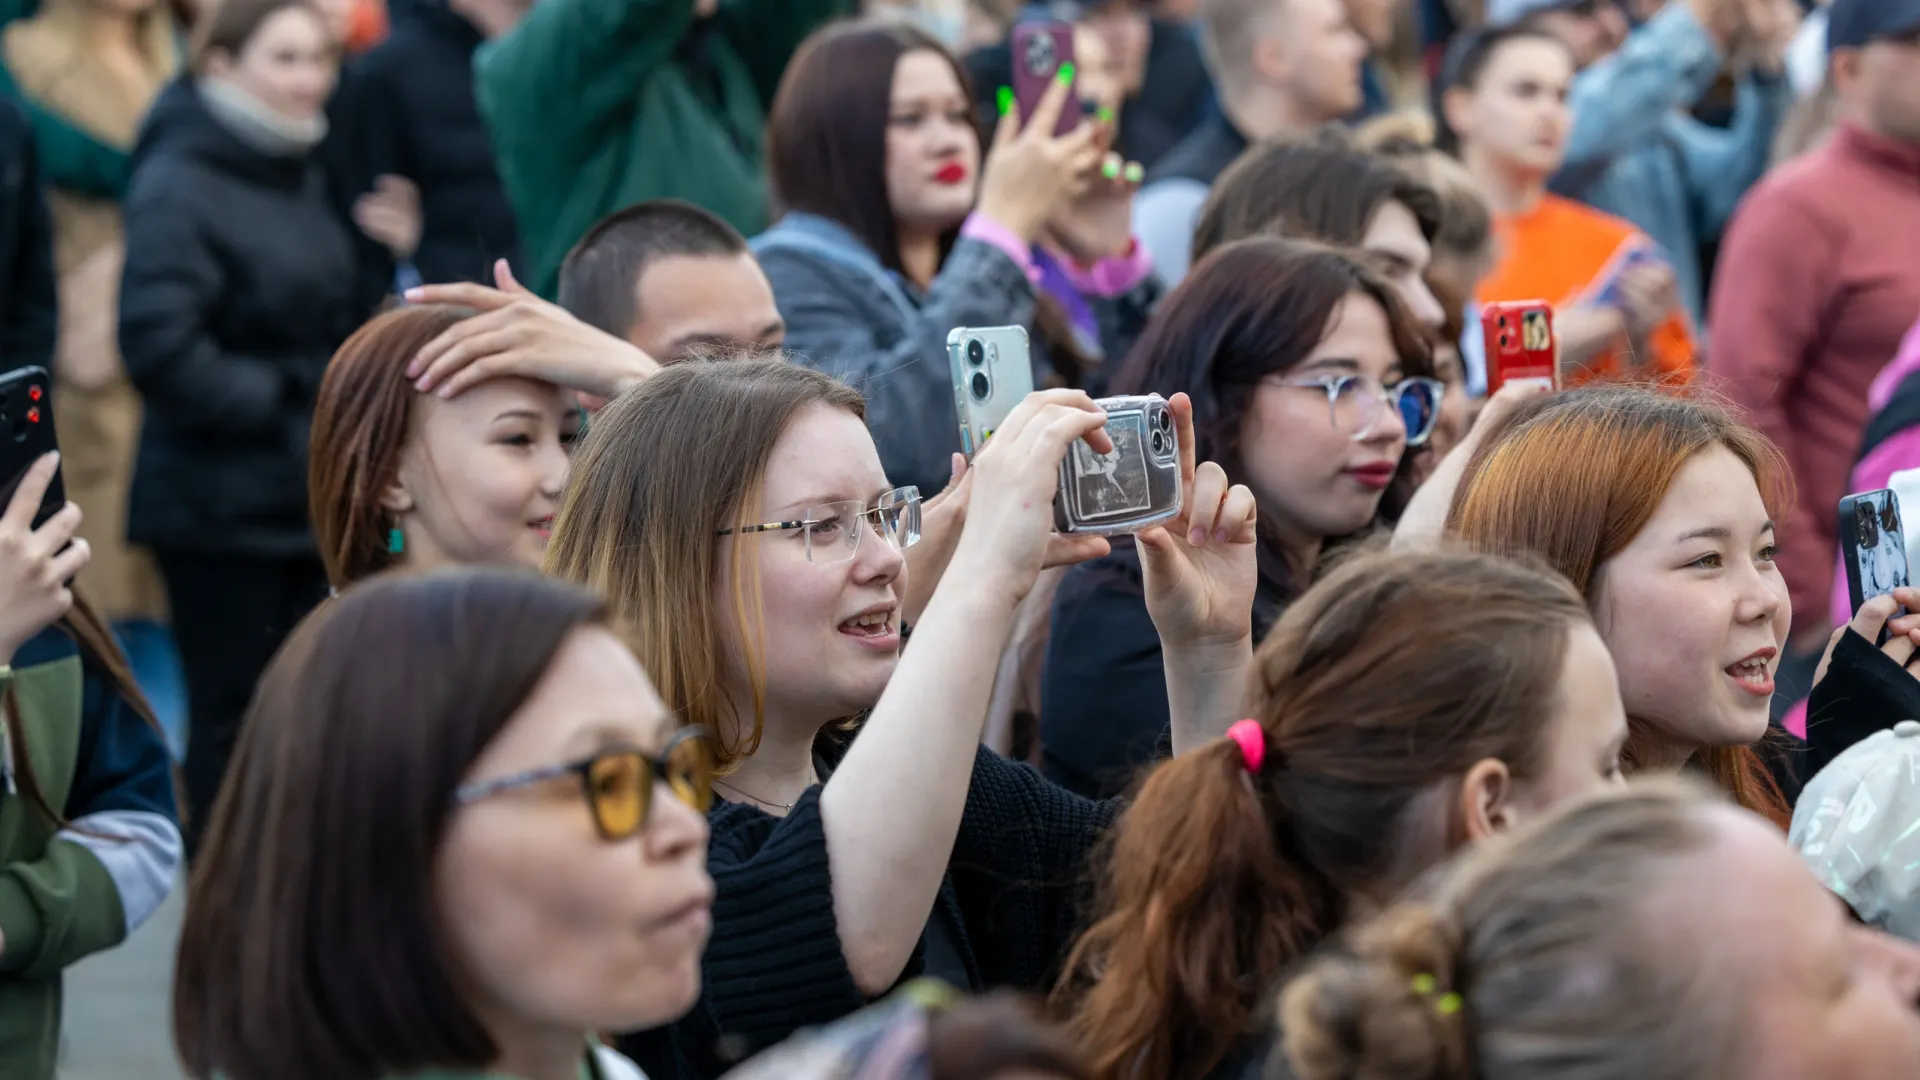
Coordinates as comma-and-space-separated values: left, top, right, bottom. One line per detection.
1709, 123, 1920, 635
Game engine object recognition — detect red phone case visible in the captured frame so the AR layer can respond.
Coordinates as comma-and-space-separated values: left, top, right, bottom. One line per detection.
1010, 22, 1077, 137
1481, 301, 1558, 395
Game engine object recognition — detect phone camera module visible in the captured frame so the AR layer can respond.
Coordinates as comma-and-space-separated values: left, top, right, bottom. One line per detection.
970, 371, 991, 402
1154, 407, 1172, 433
1858, 502, 1880, 550
1025, 33, 1055, 76
966, 339, 985, 367
1149, 429, 1166, 455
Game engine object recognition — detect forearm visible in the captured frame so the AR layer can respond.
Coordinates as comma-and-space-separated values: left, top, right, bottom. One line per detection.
1556, 306, 1628, 372
1164, 635, 1253, 755
819, 559, 1022, 994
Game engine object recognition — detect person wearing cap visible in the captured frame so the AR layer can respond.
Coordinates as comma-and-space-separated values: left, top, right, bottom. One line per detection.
1710, 0, 1920, 683
1487, 0, 1794, 328
1793, 719, 1920, 941
1131, 0, 1369, 285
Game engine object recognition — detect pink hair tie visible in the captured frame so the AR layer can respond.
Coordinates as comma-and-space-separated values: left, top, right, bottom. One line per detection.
1226, 719, 1266, 774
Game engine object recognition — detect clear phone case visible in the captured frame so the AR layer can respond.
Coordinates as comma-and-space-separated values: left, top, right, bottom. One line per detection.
1053, 394, 1183, 536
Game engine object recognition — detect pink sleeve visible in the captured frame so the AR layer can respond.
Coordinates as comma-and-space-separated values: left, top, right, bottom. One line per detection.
959, 214, 1040, 284
1057, 240, 1153, 298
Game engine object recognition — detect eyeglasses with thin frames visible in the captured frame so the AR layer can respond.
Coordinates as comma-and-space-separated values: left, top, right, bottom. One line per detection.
717, 486, 922, 564
1277, 374, 1446, 446
453, 725, 717, 841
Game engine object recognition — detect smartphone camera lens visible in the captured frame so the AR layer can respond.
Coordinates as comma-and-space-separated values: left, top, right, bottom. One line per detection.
1154, 407, 1172, 433
10, 416, 27, 443
1150, 429, 1166, 455
970, 371, 991, 401
966, 339, 985, 367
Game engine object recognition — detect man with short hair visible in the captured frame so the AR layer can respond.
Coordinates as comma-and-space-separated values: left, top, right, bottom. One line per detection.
1711, 0, 1920, 657
1132, 0, 1368, 284
405, 199, 786, 402
558, 199, 785, 362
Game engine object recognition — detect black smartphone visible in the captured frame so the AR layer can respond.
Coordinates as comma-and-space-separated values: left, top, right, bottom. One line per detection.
1839, 487, 1910, 643
0, 366, 65, 529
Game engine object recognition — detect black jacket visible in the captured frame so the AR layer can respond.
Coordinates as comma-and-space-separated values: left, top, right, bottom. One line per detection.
1143, 108, 1250, 188
620, 741, 1117, 1079
118, 79, 361, 556
325, 0, 519, 307
0, 94, 56, 369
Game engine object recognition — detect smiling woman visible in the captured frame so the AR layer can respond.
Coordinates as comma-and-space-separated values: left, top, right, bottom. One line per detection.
1450, 386, 1794, 825
309, 304, 581, 588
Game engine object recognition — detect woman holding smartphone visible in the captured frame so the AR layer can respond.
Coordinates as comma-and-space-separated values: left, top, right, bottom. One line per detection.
754, 17, 1147, 497
1041, 238, 1440, 799
544, 359, 1257, 1079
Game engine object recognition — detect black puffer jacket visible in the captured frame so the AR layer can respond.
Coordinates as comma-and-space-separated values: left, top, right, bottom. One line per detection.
118, 78, 361, 556
325, 0, 519, 305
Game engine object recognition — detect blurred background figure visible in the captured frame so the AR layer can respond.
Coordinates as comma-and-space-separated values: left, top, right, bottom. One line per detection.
2, 0, 186, 752
118, 0, 365, 854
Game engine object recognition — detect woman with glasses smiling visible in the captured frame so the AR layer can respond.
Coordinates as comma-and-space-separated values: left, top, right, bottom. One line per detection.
173, 567, 715, 1080
545, 357, 1258, 1079
1041, 237, 1441, 799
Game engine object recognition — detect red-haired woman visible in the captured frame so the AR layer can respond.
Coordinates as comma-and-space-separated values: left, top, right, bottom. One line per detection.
1449, 386, 1802, 820
1057, 547, 1632, 1080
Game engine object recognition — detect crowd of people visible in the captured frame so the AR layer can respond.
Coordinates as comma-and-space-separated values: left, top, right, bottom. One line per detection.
4, 0, 1920, 1077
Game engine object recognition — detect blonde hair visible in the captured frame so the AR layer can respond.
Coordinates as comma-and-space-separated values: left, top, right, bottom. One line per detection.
542, 357, 864, 770
1280, 777, 1744, 1080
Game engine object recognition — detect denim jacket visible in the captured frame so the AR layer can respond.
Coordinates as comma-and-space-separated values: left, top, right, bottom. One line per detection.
1554, 2, 1791, 329
753, 211, 1039, 497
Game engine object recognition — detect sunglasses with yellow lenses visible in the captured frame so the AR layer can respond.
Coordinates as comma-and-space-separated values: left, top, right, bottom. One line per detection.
454, 725, 716, 840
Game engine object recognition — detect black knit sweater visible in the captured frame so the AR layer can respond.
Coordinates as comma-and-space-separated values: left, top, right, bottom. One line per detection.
618, 743, 1118, 1080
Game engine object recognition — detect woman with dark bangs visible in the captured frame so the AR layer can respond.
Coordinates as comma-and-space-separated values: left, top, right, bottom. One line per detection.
755, 18, 1153, 499
1040, 238, 1441, 799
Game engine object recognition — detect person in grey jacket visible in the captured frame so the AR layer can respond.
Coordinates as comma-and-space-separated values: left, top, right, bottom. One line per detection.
1490, 0, 1798, 327
754, 18, 1149, 497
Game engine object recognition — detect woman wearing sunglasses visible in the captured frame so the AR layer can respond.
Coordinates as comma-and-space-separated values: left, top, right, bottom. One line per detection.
173, 567, 717, 1080
1041, 238, 1442, 799
545, 359, 1258, 1080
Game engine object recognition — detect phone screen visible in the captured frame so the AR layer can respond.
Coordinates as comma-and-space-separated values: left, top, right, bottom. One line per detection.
1843, 489, 1911, 636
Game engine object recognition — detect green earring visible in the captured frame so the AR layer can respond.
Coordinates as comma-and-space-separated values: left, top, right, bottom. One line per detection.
388, 527, 405, 554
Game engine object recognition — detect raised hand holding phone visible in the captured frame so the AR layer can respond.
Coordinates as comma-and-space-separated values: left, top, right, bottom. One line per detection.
944, 388, 1113, 606
1135, 392, 1258, 651
0, 452, 90, 664
977, 67, 1103, 243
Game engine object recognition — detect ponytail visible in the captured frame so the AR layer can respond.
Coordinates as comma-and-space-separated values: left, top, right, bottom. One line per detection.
1055, 738, 1340, 1080
1279, 904, 1472, 1080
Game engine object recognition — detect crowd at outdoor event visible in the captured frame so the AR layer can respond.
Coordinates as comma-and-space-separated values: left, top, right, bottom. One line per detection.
4, 0, 1920, 1076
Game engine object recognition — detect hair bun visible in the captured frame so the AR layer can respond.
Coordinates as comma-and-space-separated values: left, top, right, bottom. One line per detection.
1276, 904, 1472, 1080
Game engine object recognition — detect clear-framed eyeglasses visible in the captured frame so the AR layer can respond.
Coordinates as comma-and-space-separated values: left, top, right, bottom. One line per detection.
1278, 374, 1446, 446
717, 486, 923, 564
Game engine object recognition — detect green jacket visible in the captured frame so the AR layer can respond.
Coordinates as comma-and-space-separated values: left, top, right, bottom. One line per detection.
473, 0, 852, 298
0, 632, 182, 1080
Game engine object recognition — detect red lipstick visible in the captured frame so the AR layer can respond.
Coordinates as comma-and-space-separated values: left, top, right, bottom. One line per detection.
933, 162, 969, 185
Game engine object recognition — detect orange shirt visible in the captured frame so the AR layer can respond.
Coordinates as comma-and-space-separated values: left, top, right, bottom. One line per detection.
1479, 194, 1696, 385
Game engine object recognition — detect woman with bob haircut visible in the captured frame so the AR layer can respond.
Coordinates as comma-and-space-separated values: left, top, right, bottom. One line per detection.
173, 567, 717, 1080
1448, 387, 1795, 822
545, 357, 1258, 1079
1280, 778, 1920, 1080
1057, 548, 1631, 1080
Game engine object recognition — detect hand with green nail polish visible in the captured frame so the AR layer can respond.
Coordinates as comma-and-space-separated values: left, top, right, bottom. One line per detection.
977, 65, 1104, 243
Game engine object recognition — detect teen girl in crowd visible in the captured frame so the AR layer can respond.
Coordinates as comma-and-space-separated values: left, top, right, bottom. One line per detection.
1435, 26, 1696, 387
544, 359, 1258, 1078
116, 0, 368, 849
753, 18, 1153, 497
174, 568, 711, 1080
1041, 238, 1440, 799
1447, 387, 1795, 817
1185, 130, 1469, 480
1280, 779, 1920, 1080
1055, 548, 1632, 1080
0, 454, 181, 1080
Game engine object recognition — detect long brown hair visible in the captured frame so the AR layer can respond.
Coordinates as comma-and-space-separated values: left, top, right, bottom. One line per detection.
2, 588, 171, 829
308, 304, 475, 589
543, 357, 864, 770
1056, 549, 1594, 1080
1447, 386, 1792, 827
